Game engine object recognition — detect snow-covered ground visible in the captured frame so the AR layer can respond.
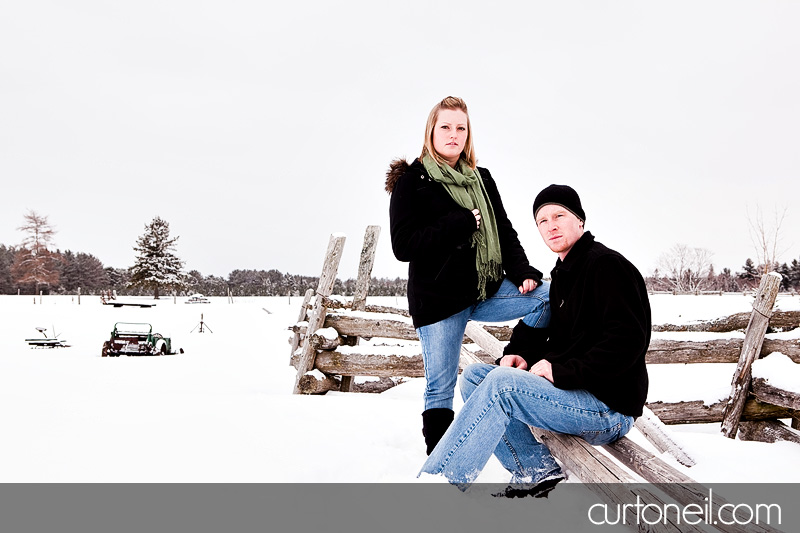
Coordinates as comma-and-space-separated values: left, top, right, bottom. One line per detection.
1, 293, 799, 484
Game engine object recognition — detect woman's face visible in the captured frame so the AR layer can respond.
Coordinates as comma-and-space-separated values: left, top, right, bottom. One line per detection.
432, 108, 468, 167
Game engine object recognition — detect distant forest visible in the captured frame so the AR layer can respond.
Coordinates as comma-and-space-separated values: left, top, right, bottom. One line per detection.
4, 240, 800, 298
0, 243, 408, 297
3, 209, 800, 297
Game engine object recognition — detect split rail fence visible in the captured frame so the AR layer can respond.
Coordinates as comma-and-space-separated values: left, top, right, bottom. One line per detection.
290, 231, 799, 435
289, 229, 798, 531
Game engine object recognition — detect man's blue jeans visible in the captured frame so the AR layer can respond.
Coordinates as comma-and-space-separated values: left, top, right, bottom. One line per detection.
416, 279, 550, 411
419, 363, 635, 487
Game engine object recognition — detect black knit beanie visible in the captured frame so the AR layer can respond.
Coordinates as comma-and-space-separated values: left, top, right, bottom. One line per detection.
533, 184, 586, 223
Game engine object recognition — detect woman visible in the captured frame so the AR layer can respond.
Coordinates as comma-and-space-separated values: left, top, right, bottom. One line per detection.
386, 96, 550, 454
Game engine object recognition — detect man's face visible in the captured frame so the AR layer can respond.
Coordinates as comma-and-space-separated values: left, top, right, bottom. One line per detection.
536, 204, 584, 260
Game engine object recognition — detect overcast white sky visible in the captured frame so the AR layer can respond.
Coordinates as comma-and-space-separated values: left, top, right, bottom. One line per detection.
2, 1, 798, 282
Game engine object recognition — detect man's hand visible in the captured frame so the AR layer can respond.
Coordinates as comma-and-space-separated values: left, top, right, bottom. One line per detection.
529, 359, 553, 383
499, 354, 528, 370
518, 279, 538, 294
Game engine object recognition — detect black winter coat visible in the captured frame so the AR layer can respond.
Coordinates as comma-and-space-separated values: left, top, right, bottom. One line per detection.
386, 158, 542, 329
511, 232, 650, 417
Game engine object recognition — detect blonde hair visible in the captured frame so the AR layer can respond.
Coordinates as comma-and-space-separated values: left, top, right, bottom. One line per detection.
421, 96, 477, 169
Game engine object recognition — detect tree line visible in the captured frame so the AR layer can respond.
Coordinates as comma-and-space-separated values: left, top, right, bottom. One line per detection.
4, 211, 800, 298
645, 244, 800, 293
1, 211, 408, 297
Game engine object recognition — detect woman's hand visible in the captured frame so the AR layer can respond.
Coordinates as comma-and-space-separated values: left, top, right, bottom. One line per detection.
499, 354, 528, 370
518, 279, 538, 294
472, 209, 481, 229
529, 359, 553, 383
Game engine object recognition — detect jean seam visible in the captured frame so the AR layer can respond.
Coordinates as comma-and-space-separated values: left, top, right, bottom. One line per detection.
531, 303, 550, 327
580, 422, 621, 438
500, 434, 525, 472
518, 390, 610, 417
435, 384, 600, 475
433, 386, 516, 475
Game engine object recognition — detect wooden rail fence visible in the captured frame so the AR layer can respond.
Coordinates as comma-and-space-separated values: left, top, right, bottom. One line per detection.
290, 231, 800, 442
288, 228, 797, 531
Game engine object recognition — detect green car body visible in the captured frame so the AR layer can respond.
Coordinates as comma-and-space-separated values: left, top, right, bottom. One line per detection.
102, 322, 180, 357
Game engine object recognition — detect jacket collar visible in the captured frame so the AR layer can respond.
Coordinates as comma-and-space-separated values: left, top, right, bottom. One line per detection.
552, 231, 595, 274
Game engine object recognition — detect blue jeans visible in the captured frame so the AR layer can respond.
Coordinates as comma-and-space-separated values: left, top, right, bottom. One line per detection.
419, 363, 635, 487
416, 279, 550, 411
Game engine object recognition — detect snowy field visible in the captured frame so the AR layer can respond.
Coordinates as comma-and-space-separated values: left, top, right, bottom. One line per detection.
1, 293, 799, 485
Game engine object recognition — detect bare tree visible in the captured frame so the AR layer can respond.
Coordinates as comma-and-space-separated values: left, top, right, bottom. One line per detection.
12, 210, 60, 294
18, 210, 56, 254
747, 204, 788, 276
656, 244, 714, 293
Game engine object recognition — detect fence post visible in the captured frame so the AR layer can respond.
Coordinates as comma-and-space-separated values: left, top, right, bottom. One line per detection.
340, 226, 381, 392
720, 272, 782, 439
293, 234, 346, 394
289, 288, 315, 362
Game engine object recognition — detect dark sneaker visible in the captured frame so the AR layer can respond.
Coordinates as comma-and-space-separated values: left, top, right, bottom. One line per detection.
492, 474, 565, 499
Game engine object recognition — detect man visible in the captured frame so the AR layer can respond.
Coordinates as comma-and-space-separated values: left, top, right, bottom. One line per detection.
418, 184, 651, 496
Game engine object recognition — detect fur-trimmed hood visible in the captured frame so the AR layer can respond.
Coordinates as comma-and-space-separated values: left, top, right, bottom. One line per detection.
385, 158, 412, 193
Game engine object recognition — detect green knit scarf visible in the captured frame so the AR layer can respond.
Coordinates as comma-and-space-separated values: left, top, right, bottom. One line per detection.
422, 153, 503, 300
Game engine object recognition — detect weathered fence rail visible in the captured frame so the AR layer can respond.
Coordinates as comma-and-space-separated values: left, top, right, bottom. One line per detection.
293, 316, 800, 364
653, 309, 800, 332
290, 230, 800, 442
288, 228, 797, 529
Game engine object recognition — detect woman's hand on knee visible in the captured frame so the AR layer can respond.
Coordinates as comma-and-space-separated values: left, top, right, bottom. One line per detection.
499, 354, 528, 370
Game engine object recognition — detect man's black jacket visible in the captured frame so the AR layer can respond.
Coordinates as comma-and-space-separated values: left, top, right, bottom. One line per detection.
508, 232, 650, 417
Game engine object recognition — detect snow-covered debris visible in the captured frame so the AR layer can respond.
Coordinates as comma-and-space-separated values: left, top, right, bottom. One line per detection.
647, 363, 735, 406
752, 352, 800, 393
305, 368, 327, 380
317, 327, 339, 340
338, 343, 421, 358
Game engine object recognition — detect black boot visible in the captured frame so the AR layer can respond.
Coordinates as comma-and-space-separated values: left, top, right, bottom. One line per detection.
422, 408, 454, 455
500, 320, 549, 362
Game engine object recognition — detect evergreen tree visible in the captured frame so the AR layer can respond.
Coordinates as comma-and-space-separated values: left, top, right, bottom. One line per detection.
789, 259, 800, 291
58, 250, 79, 292
185, 269, 204, 294
0, 244, 17, 294
777, 263, 791, 291
285, 273, 298, 296
738, 258, 759, 289
129, 216, 184, 299
67, 252, 108, 292
717, 268, 739, 292
105, 267, 130, 294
